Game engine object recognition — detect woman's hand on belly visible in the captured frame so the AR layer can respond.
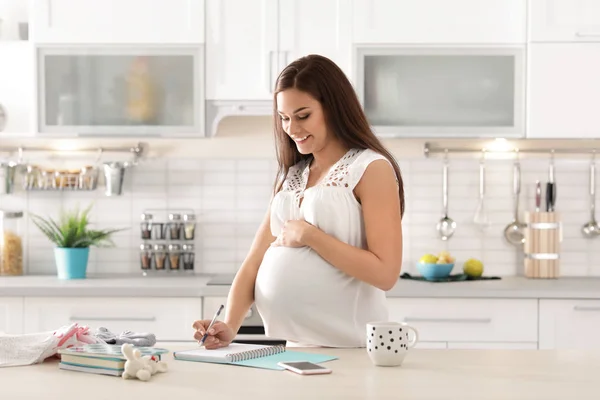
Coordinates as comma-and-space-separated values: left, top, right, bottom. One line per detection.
271, 219, 315, 248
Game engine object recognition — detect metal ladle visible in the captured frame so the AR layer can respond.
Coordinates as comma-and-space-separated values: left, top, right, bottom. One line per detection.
473, 150, 490, 230
437, 151, 456, 240
504, 152, 526, 245
582, 153, 600, 238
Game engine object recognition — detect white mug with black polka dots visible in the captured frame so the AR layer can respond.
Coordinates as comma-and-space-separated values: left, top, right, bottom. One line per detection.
366, 321, 419, 367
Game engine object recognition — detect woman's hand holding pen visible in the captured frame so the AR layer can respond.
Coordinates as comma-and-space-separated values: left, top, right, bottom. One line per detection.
271, 219, 314, 248
192, 320, 235, 350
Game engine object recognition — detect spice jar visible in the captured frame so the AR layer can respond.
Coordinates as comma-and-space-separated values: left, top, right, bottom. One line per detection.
182, 243, 195, 271
168, 243, 181, 270
0, 210, 24, 276
168, 213, 182, 240
152, 222, 165, 240
153, 244, 167, 270
139, 244, 153, 271
140, 213, 153, 240
183, 213, 196, 240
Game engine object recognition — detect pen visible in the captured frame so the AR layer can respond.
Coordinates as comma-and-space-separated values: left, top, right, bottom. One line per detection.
198, 303, 224, 346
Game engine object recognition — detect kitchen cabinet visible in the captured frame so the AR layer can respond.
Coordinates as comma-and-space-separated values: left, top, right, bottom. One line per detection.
23, 297, 202, 341
387, 298, 538, 349
0, 42, 34, 135
529, 0, 600, 42
31, 0, 205, 43
539, 299, 600, 349
0, 297, 24, 334
527, 43, 600, 139
352, 0, 526, 44
36, 46, 203, 136
205, 0, 351, 101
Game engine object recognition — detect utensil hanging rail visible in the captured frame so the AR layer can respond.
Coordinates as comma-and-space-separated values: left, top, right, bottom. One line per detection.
424, 143, 597, 157
0, 142, 147, 157
0, 142, 148, 162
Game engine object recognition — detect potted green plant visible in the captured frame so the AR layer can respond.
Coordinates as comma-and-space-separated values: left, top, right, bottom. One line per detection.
30, 204, 126, 280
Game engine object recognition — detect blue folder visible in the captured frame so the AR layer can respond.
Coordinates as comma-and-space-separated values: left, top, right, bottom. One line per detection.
173, 343, 337, 370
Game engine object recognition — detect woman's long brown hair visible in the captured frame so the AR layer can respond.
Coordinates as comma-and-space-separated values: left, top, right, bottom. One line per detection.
272, 54, 405, 217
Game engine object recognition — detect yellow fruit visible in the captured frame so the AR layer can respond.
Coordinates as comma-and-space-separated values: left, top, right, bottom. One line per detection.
438, 251, 451, 258
419, 254, 438, 264
463, 258, 484, 277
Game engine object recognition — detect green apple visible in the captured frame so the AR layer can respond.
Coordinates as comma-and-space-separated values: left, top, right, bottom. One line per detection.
463, 258, 484, 277
419, 254, 438, 264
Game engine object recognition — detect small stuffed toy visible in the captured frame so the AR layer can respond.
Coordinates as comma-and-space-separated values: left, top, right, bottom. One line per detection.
121, 343, 168, 381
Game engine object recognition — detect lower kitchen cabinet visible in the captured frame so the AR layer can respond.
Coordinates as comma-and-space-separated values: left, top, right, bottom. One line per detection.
387, 298, 538, 349
23, 297, 202, 341
0, 297, 24, 334
539, 299, 600, 350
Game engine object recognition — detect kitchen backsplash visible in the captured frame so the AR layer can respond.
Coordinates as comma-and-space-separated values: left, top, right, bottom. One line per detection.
1, 153, 599, 277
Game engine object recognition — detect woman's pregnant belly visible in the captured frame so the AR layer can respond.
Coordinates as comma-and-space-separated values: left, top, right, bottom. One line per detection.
254, 245, 363, 345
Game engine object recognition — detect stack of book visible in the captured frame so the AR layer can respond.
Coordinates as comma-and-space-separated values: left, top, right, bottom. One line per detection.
58, 344, 169, 377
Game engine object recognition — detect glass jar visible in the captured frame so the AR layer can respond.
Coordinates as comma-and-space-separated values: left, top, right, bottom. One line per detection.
140, 213, 153, 240
168, 213, 182, 240
168, 243, 181, 270
139, 244, 153, 271
0, 210, 24, 276
153, 244, 167, 270
183, 213, 196, 240
182, 243, 195, 271
152, 221, 166, 240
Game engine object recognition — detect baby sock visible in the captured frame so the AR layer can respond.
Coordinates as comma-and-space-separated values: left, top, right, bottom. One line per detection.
115, 331, 156, 347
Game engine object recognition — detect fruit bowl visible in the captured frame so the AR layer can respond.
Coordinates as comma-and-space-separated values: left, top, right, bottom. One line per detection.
416, 262, 455, 280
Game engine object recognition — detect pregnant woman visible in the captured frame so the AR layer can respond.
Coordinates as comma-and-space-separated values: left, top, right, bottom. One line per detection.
193, 54, 405, 348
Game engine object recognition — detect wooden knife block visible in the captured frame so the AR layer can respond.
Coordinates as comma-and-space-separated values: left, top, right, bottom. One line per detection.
524, 212, 561, 279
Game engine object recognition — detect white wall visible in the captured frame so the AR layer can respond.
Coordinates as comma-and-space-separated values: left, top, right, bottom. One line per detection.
0, 116, 599, 277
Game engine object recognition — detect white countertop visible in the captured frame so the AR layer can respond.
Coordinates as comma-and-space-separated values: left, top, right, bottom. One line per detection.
2, 345, 599, 400
1, 274, 600, 299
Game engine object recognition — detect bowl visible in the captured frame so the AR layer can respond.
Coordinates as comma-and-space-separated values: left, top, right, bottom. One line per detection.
416, 262, 454, 280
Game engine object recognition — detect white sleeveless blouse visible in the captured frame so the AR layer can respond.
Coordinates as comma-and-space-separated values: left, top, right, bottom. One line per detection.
254, 148, 391, 348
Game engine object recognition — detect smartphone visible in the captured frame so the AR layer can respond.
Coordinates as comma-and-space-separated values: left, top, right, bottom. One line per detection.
278, 361, 332, 375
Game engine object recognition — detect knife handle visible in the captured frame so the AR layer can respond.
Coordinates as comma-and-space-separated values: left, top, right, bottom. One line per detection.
535, 180, 541, 212
546, 182, 555, 212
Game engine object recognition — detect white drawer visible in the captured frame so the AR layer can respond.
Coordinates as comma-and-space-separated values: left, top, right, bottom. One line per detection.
540, 299, 600, 350
0, 297, 24, 334
387, 298, 538, 343
24, 297, 202, 341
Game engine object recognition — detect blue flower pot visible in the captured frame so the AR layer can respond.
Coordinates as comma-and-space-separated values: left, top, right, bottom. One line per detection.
54, 247, 90, 280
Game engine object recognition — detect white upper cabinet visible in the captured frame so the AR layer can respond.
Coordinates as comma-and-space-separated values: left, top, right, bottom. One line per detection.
527, 43, 600, 139
352, 0, 526, 44
31, 0, 205, 43
279, 0, 352, 79
205, 0, 351, 101
0, 43, 34, 135
530, 0, 600, 42
205, 0, 278, 100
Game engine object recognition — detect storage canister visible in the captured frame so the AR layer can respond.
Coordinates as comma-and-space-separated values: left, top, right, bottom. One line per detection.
0, 210, 24, 276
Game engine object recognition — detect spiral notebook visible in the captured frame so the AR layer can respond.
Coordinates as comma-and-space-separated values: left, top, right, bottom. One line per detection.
173, 343, 337, 370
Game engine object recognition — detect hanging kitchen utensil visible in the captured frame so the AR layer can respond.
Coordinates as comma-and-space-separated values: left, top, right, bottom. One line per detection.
103, 161, 130, 196
582, 152, 600, 238
504, 150, 526, 245
436, 150, 456, 241
473, 149, 490, 230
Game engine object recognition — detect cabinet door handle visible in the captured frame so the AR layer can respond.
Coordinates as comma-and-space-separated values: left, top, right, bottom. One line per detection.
69, 316, 157, 322
267, 50, 275, 93
404, 317, 492, 324
575, 32, 600, 37
573, 306, 600, 312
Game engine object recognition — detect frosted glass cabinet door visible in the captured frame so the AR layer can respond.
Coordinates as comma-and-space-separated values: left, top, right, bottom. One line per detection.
356, 48, 525, 137
37, 47, 203, 136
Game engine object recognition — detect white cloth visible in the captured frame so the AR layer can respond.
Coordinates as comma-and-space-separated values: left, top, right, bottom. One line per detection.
255, 148, 391, 348
0, 323, 101, 367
